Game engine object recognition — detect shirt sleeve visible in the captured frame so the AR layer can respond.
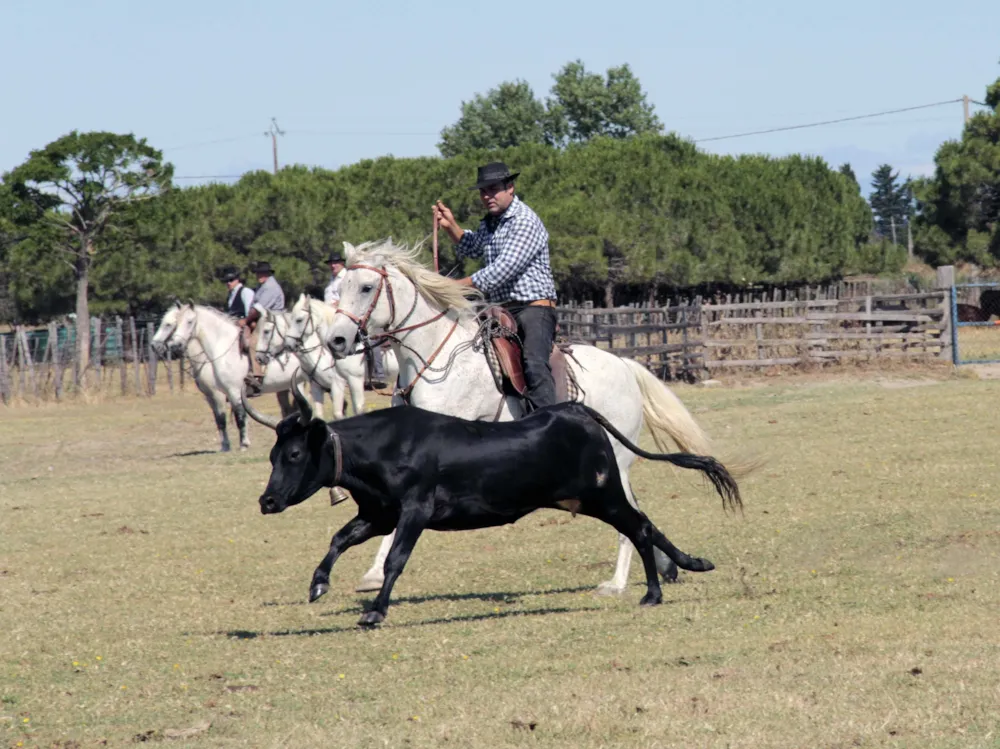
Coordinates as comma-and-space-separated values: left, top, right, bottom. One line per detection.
454, 223, 486, 259
323, 279, 337, 305
470, 215, 547, 294
252, 280, 284, 310
240, 287, 255, 312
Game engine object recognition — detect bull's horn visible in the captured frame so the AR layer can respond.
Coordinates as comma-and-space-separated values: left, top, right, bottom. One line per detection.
241, 384, 280, 430
291, 371, 313, 425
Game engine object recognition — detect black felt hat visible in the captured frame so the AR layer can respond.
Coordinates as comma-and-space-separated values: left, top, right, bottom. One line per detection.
469, 161, 520, 190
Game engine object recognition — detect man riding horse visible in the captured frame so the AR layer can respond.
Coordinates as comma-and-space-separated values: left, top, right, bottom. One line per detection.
238, 260, 286, 397
433, 161, 558, 411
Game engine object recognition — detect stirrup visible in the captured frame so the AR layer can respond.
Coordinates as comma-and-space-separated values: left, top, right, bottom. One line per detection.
244, 374, 264, 398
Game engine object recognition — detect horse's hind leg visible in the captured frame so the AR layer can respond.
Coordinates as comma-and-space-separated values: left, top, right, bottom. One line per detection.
232, 400, 250, 449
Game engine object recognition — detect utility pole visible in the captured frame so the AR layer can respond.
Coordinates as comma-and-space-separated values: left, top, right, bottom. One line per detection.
265, 118, 285, 174
963, 95, 970, 125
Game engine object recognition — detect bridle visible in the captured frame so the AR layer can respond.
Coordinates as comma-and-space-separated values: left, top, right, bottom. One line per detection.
334, 263, 459, 400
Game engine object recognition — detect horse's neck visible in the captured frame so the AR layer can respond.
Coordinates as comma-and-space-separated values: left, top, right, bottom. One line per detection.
390, 292, 483, 394
193, 309, 240, 364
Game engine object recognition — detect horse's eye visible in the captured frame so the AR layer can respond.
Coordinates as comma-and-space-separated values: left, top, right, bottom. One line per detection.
361, 284, 374, 294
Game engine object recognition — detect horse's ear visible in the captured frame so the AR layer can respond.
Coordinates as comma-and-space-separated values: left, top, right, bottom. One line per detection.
343, 241, 356, 263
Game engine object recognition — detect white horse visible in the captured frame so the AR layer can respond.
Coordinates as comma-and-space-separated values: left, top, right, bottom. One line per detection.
151, 302, 326, 450
266, 239, 751, 596
258, 296, 399, 419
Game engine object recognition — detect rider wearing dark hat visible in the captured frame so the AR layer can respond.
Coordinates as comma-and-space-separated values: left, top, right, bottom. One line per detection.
432, 161, 558, 410
238, 259, 286, 395
221, 265, 255, 319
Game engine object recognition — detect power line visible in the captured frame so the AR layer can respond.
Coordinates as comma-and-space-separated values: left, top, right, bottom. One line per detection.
693, 99, 964, 144
161, 134, 261, 152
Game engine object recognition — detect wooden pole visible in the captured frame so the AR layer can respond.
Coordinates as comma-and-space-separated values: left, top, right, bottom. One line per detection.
117, 318, 127, 396
130, 317, 141, 396
0, 334, 8, 405
432, 213, 440, 273
51, 323, 63, 401
146, 322, 157, 395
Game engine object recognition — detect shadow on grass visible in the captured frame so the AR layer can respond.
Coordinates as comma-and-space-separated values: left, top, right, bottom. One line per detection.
259, 584, 596, 611
164, 450, 218, 458
221, 605, 590, 638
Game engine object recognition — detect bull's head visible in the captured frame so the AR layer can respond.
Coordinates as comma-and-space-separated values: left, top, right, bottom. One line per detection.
242, 378, 342, 515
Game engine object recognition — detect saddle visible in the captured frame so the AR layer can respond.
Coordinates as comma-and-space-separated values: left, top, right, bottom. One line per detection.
480, 306, 577, 405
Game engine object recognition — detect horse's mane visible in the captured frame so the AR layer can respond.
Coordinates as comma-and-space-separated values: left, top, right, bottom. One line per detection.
193, 303, 240, 328
349, 238, 483, 317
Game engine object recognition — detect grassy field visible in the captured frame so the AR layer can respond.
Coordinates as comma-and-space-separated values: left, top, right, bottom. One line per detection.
2, 372, 999, 748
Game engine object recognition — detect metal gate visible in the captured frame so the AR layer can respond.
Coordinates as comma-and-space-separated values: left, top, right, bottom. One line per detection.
951, 282, 1000, 364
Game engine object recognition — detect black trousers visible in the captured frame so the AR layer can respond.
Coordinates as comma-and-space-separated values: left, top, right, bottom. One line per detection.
509, 304, 558, 410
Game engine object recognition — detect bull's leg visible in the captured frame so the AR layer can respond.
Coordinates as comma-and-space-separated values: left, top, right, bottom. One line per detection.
203, 391, 231, 452
582, 490, 665, 606
356, 531, 394, 592
597, 470, 678, 595
309, 516, 383, 603
359, 511, 427, 627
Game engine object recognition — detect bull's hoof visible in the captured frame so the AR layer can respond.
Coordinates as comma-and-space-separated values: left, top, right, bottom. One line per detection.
595, 580, 626, 597
639, 591, 663, 607
691, 557, 715, 573
358, 610, 385, 628
355, 574, 384, 593
309, 582, 330, 602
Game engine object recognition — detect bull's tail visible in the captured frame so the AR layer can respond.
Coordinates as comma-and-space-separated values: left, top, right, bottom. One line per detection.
581, 404, 743, 514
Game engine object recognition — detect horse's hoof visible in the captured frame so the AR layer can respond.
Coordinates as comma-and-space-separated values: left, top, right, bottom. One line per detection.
309, 582, 330, 602
595, 580, 626, 597
220, 444, 231, 453
358, 610, 385, 628
639, 592, 663, 607
240, 443, 250, 452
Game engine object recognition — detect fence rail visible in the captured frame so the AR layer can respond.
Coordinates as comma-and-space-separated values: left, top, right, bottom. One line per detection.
0, 317, 183, 404
556, 289, 950, 380
0, 287, 957, 404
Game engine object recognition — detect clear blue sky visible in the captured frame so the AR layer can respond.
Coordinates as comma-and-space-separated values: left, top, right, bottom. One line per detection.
2, 0, 997, 195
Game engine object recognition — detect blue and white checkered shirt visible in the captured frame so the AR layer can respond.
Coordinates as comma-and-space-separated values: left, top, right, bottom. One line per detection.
455, 196, 558, 304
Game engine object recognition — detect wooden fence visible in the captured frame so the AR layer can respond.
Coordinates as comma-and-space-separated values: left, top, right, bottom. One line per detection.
0, 317, 184, 404
557, 288, 950, 381
0, 287, 953, 403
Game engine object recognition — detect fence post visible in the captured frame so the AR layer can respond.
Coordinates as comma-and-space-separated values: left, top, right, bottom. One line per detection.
92, 316, 102, 394
130, 317, 141, 396
20, 329, 38, 401
50, 323, 63, 401
146, 322, 157, 395
936, 265, 956, 362
0, 334, 8, 405
117, 317, 127, 396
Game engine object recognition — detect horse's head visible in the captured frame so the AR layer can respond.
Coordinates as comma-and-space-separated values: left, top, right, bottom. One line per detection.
326, 241, 403, 358
152, 303, 197, 357
255, 307, 283, 366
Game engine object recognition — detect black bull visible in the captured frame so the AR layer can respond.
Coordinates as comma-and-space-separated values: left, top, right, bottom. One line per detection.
244, 389, 742, 627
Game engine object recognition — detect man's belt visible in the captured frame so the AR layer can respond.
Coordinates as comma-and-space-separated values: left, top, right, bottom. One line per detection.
500, 299, 556, 309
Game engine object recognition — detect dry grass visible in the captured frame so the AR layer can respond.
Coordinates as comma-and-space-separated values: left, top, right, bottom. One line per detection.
2, 376, 1000, 748
956, 325, 1000, 363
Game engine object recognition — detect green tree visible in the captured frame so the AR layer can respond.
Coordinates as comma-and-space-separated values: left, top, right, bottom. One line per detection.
838, 163, 860, 192
438, 80, 555, 157
914, 70, 1000, 263
869, 164, 910, 242
547, 60, 663, 144
4, 131, 172, 370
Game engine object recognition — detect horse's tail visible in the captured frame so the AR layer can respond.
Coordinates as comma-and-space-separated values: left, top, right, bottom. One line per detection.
620, 357, 760, 480
580, 404, 742, 514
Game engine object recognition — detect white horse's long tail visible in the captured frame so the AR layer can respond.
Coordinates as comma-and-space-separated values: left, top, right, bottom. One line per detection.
621, 358, 760, 479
